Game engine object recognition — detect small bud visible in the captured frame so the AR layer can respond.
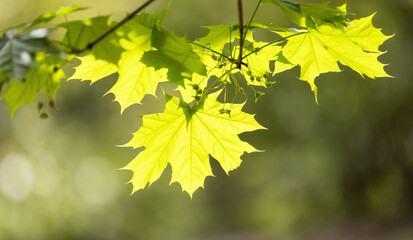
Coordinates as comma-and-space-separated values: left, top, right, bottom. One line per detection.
250, 76, 255, 81
196, 89, 203, 95
219, 108, 226, 114
194, 95, 201, 101
238, 87, 245, 93
53, 66, 59, 73
246, 70, 252, 76
192, 84, 199, 90
263, 72, 269, 78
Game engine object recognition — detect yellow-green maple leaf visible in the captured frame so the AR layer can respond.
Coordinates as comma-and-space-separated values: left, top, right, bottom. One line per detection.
122, 92, 265, 196
107, 49, 167, 113
68, 55, 117, 84
279, 15, 392, 98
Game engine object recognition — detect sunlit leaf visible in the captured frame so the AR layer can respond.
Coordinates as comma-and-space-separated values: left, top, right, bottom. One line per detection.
123, 92, 265, 196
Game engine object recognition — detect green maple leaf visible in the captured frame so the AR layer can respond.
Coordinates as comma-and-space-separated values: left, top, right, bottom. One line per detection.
68, 12, 168, 113
141, 27, 207, 86
0, 28, 59, 80
1, 53, 65, 116
122, 92, 265, 196
262, 0, 347, 27
278, 15, 392, 100
60, 16, 122, 63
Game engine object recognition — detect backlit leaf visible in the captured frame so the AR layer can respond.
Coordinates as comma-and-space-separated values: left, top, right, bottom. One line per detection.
123, 92, 265, 196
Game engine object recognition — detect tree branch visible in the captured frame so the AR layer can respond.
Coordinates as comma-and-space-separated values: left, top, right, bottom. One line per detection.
236, 0, 244, 69
72, 0, 155, 54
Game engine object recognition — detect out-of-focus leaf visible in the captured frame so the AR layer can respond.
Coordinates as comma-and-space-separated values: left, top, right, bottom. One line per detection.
1, 53, 65, 116
0, 28, 59, 80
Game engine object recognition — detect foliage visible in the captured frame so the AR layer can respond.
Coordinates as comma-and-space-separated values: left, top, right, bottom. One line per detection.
0, 0, 392, 196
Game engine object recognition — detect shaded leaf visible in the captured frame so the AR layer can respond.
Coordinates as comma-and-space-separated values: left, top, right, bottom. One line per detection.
0, 28, 59, 80
141, 27, 207, 86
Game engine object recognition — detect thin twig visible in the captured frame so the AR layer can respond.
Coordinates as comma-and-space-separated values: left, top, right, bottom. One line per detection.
72, 0, 155, 54
241, 32, 305, 59
190, 42, 233, 61
236, 0, 244, 69
242, 0, 262, 42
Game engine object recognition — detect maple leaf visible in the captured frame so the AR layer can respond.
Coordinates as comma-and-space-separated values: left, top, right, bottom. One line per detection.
0, 28, 60, 80
68, 12, 167, 113
278, 15, 392, 100
68, 55, 117, 84
141, 27, 207, 86
262, 0, 347, 27
60, 16, 122, 63
107, 49, 167, 113
1, 53, 65, 116
122, 92, 265, 196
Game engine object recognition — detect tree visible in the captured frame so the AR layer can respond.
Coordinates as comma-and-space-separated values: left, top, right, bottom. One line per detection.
0, 0, 392, 197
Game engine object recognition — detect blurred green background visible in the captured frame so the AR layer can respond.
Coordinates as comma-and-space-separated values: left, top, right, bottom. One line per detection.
1, 0, 412, 239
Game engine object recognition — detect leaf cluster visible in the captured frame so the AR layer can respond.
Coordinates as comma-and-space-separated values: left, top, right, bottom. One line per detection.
0, 0, 392, 196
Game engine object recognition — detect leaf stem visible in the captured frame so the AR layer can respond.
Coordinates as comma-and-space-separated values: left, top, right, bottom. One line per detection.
72, 0, 155, 54
242, 32, 304, 59
190, 41, 233, 62
242, 0, 262, 44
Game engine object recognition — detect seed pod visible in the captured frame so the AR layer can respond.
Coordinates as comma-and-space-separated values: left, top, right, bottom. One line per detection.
254, 91, 265, 103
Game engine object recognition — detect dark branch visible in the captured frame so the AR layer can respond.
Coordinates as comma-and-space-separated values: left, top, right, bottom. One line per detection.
72, 0, 155, 54
237, 0, 244, 69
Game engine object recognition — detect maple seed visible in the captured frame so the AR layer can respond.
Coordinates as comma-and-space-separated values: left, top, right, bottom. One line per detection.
265, 82, 276, 88
49, 100, 56, 110
254, 91, 265, 102
40, 113, 48, 119
192, 84, 199, 90
219, 108, 231, 114
37, 102, 44, 110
